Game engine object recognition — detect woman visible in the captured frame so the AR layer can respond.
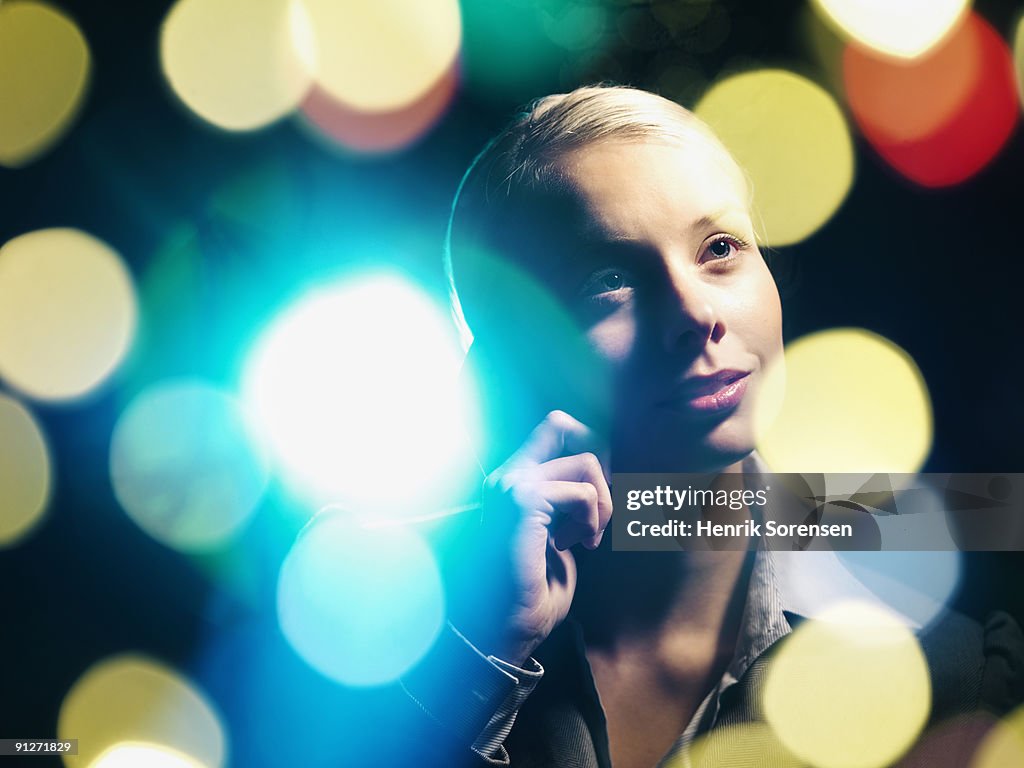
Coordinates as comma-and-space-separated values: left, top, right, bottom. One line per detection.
393, 85, 1022, 768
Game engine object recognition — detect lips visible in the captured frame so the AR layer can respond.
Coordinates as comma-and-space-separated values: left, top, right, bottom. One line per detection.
673, 369, 749, 397
656, 369, 751, 414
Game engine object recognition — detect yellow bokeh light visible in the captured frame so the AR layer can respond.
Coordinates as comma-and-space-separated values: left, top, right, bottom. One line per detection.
0, 1, 90, 167
90, 742, 209, 768
973, 704, 1024, 768
763, 600, 931, 768
58, 655, 226, 768
813, 0, 971, 60
695, 69, 853, 247
160, 0, 312, 131
300, 0, 461, 112
0, 393, 51, 547
754, 328, 933, 473
0, 229, 137, 402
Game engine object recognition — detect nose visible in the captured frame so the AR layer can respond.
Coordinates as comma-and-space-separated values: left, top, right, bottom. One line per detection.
660, 270, 724, 355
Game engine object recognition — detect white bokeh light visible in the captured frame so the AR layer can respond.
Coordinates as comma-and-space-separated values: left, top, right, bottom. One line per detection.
812, 0, 970, 59
240, 273, 479, 514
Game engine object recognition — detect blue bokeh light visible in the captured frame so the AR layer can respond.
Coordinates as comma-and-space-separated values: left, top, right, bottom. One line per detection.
276, 509, 445, 686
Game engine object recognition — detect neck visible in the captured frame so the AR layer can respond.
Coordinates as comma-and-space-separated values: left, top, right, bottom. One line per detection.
572, 547, 753, 650
571, 457, 754, 650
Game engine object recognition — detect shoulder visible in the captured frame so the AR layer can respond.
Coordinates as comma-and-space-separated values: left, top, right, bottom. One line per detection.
916, 608, 1024, 721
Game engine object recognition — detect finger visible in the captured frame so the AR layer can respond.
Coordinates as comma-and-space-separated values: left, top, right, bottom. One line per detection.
502, 410, 608, 476
534, 453, 612, 544
505, 479, 599, 534
551, 517, 599, 552
539, 480, 601, 551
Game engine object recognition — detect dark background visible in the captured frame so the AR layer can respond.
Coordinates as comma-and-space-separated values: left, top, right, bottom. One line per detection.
2, 1, 1023, 765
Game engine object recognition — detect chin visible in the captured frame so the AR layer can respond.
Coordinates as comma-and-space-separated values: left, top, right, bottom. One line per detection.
614, 415, 755, 474
700, 416, 756, 465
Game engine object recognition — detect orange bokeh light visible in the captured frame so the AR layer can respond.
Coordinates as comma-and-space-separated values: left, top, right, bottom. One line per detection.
844, 12, 1018, 188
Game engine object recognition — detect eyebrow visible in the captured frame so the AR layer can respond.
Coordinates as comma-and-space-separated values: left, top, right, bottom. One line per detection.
689, 207, 750, 234
572, 206, 750, 250
543, 238, 644, 286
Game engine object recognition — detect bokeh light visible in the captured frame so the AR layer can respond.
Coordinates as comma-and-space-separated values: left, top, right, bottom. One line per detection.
160, 0, 311, 131
277, 509, 444, 686
109, 380, 269, 553
300, 64, 457, 154
763, 600, 931, 768
58, 654, 226, 768
90, 742, 209, 768
447, 0, 565, 105
799, 3, 847, 97
0, 393, 51, 548
754, 328, 933, 473
540, 2, 608, 52
695, 69, 853, 247
844, 12, 1018, 188
299, 0, 461, 113
816, 475, 962, 566
240, 273, 479, 512
835, 550, 960, 630
973, 704, 1024, 768
812, 0, 970, 59
0, 228, 137, 402
844, 17, 978, 144
1015, 16, 1024, 108
0, 0, 90, 167
773, 550, 926, 625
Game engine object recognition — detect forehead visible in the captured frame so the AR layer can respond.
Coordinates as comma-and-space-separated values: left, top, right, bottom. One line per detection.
549, 138, 752, 240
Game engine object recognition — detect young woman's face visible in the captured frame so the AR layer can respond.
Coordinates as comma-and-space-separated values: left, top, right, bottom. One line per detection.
535, 138, 784, 472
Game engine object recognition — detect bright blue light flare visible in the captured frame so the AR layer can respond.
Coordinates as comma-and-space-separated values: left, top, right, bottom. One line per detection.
240, 273, 480, 514
277, 509, 444, 686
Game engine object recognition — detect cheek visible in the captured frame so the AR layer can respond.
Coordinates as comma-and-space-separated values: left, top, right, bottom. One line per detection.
725, 268, 783, 359
585, 305, 637, 365
759, 279, 784, 359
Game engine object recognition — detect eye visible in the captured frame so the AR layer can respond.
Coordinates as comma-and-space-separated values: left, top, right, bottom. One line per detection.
709, 238, 733, 258
700, 234, 750, 264
579, 268, 633, 298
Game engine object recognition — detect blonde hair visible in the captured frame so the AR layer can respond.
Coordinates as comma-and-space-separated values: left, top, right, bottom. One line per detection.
445, 84, 751, 350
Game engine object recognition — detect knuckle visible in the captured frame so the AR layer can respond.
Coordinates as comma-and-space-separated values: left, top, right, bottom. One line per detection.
483, 471, 503, 496
508, 483, 535, 508
483, 469, 518, 500
579, 451, 601, 474
546, 409, 572, 428
578, 482, 599, 507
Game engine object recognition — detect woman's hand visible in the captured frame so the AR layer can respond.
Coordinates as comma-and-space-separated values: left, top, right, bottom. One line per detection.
456, 410, 612, 666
